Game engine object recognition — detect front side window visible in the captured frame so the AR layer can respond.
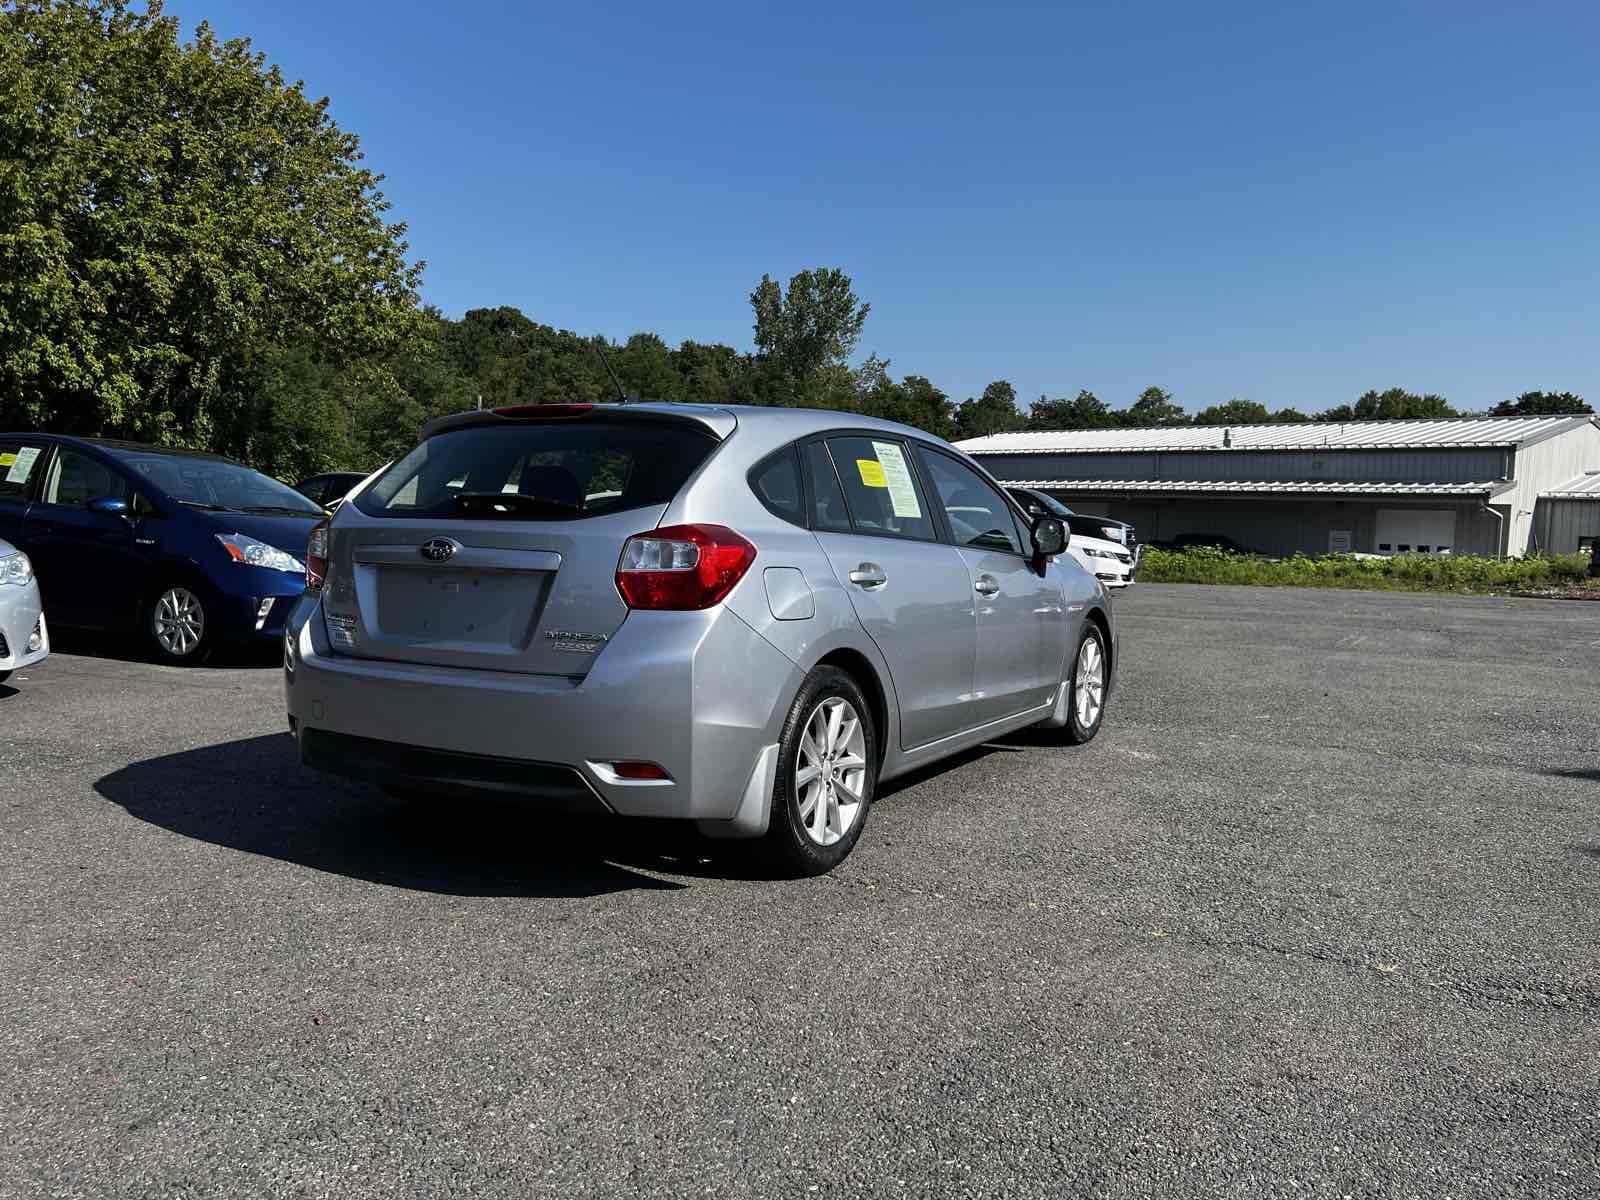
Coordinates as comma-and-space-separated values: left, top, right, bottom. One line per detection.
42, 448, 130, 509
0, 441, 45, 501
358, 419, 718, 520
822, 436, 936, 541
917, 448, 1024, 555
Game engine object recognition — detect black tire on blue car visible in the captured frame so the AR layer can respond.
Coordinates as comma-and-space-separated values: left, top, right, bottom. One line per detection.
765, 665, 879, 876
146, 579, 216, 666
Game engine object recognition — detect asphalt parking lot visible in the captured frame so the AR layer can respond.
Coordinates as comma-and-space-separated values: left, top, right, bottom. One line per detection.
3, 584, 1598, 1199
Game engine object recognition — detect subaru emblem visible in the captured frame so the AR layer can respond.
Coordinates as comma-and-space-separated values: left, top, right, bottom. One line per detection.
419, 537, 458, 563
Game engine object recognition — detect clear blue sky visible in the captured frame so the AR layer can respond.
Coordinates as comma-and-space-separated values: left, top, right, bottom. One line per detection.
186, 0, 1598, 415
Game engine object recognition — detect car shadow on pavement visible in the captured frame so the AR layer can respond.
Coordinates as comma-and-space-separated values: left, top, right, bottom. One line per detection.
0, 683, 17, 701
94, 733, 693, 898
47, 627, 284, 669
1543, 767, 1600, 783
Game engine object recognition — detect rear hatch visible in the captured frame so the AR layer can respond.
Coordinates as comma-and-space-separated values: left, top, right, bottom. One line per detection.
321, 405, 730, 677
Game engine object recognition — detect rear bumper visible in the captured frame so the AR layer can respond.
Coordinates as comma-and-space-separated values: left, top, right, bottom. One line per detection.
284, 595, 802, 824
298, 727, 609, 814
0, 584, 49, 672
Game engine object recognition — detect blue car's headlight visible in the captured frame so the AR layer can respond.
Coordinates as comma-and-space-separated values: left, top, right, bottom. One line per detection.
0, 551, 33, 586
216, 533, 304, 575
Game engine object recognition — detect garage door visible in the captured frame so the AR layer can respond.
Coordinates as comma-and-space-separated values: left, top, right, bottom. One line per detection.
1375, 508, 1456, 555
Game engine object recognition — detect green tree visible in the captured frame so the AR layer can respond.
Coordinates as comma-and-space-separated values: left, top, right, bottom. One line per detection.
1028, 390, 1116, 431
1269, 407, 1311, 423
954, 380, 1027, 440
1123, 386, 1186, 426
750, 267, 870, 381
0, 0, 422, 450
863, 371, 954, 439
1489, 390, 1591, 416
1192, 398, 1270, 425
1350, 388, 1456, 420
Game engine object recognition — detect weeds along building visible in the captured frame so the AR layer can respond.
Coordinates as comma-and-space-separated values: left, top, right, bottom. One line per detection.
956, 415, 1600, 558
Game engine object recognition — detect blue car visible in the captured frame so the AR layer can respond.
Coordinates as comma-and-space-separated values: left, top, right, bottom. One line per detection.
0, 434, 326, 664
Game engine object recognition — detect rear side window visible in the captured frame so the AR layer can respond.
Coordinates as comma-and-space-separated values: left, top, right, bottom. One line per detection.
358, 419, 718, 520
0, 441, 45, 501
749, 448, 804, 526
803, 441, 852, 532
42, 448, 130, 508
823, 436, 936, 541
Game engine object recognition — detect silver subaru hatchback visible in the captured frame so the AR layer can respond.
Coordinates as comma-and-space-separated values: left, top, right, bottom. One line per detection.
284, 403, 1115, 874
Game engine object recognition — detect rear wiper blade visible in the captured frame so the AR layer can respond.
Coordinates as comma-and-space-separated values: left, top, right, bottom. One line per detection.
449, 492, 582, 517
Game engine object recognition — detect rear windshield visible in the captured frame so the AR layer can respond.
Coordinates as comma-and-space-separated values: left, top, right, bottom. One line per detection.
356, 420, 719, 520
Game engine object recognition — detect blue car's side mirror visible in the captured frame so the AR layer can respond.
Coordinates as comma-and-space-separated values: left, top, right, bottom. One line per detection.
86, 496, 131, 517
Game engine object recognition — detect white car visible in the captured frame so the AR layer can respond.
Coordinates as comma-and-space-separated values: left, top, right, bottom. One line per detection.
1008, 489, 1137, 589
1066, 521, 1136, 588
0, 538, 48, 683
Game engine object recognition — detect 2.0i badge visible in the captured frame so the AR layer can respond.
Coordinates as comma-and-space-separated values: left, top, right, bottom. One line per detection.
544, 630, 609, 654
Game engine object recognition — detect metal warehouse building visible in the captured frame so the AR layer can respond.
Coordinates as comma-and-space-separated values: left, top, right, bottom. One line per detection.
957, 415, 1600, 559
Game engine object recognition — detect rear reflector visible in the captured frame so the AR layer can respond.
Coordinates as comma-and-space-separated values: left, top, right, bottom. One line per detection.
492, 403, 594, 418
615, 524, 756, 610
610, 761, 670, 781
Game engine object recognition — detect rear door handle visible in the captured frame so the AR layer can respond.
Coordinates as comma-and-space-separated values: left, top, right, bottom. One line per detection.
848, 563, 887, 589
974, 574, 1000, 596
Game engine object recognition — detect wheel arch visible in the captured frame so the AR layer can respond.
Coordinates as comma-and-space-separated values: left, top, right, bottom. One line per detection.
1083, 605, 1113, 686
813, 646, 890, 766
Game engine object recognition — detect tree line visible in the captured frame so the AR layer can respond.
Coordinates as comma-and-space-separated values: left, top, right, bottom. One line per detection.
1, 2, 1590, 485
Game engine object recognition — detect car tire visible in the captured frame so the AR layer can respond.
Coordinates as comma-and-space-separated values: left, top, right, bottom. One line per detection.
1062, 624, 1108, 745
146, 581, 215, 666
764, 666, 879, 877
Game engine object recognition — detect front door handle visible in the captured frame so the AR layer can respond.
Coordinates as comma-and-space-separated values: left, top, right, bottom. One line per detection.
974, 574, 1000, 596
848, 563, 887, 589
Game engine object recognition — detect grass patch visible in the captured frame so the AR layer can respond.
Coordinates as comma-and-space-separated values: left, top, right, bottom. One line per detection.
1137, 547, 1600, 595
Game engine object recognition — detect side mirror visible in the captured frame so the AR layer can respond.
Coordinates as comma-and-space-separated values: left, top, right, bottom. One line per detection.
86, 496, 130, 518
1032, 515, 1067, 558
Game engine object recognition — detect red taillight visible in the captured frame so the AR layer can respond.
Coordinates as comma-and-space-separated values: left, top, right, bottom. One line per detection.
492, 403, 594, 418
615, 524, 756, 610
306, 519, 330, 591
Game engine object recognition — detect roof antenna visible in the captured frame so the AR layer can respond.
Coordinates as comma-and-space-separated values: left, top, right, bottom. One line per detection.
592, 338, 631, 404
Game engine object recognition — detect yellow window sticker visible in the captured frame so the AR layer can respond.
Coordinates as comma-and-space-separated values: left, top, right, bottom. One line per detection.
870, 441, 922, 519
856, 459, 887, 487
0, 454, 13, 467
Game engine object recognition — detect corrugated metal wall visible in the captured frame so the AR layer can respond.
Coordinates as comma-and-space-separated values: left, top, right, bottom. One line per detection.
1502, 425, 1600, 553
1532, 499, 1600, 554
980, 447, 1509, 485
1045, 495, 1503, 557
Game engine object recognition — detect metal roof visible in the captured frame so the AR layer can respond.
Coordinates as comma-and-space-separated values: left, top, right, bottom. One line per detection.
957, 415, 1595, 456
1541, 470, 1600, 499
1003, 478, 1513, 497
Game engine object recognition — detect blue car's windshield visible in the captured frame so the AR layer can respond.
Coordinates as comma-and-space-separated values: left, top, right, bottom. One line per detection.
112, 452, 323, 515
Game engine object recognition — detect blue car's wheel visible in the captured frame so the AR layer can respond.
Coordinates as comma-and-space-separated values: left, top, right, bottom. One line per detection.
147, 582, 214, 665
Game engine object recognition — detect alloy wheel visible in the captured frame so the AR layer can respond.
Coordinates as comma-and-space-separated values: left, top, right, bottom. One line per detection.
1075, 635, 1105, 730
153, 587, 205, 658
794, 696, 868, 847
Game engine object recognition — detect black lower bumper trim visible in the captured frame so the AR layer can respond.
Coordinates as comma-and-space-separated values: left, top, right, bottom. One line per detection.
299, 728, 609, 812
